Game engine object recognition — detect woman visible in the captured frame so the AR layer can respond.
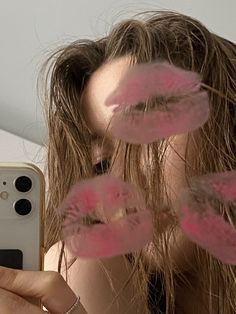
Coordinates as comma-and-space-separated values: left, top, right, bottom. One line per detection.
0, 10, 235, 314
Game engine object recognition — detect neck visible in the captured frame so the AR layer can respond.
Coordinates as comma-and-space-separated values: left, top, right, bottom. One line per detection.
175, 271, 208, 314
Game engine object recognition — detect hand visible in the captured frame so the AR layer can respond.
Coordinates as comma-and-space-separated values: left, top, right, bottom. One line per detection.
0, 266, 87, 314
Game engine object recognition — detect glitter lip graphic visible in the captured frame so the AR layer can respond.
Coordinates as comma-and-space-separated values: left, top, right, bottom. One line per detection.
58, 175, 153, 258
179, 171, 236, 265
105, 62, 210, 144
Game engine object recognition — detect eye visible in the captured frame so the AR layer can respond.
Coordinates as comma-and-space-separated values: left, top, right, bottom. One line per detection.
93, 159, 111, 175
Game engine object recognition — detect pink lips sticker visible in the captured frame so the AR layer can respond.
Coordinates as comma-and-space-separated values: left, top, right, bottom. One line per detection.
58, 175, 153, 258
105, 62, 201, 107
105, 61, 210, 144
110, 91, 209, 144
192, 171, 236, 202
179, 171, 236, 265
179, 206, 236, 265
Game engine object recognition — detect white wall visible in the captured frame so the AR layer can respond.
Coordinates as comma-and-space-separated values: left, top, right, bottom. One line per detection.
0, 0, 235, 145
0, 129, 45, 172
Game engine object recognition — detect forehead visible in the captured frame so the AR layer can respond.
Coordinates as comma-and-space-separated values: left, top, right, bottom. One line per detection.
84, 56, 132, 136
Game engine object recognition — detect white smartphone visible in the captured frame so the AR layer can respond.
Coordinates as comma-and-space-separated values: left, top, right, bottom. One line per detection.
0, 163, 45, 271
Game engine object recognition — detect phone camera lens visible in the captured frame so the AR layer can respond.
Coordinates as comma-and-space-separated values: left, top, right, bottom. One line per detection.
14, 199, 32, 216
15, 176, 32, 193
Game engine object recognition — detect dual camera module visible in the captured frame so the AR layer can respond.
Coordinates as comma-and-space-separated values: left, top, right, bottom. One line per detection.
14, 176, 32, 216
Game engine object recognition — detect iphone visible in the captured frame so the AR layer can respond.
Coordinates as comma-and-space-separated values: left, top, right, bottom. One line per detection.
0, 163, 45, 271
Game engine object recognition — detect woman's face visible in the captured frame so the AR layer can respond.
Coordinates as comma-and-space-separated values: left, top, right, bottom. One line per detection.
84, 56, 187, 205
83, 56, 192, 268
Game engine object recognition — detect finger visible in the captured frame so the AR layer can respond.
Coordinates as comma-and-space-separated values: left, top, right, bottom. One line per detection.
0, 287, 44, 314
0, 267, 76, 314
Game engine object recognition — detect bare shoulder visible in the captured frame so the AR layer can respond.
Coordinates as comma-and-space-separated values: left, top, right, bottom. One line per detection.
44, 242, 145, 314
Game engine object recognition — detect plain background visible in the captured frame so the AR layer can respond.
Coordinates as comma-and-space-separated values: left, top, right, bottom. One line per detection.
0, 0, 235, 164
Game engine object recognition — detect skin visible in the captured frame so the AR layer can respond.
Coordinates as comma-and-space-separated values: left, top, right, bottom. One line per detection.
0, 266, 87, 314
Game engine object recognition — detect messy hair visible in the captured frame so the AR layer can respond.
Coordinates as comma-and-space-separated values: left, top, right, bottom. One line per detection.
41, 11, 236, 313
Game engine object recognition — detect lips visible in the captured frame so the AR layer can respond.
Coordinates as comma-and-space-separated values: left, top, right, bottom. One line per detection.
104, 61, 210, 144
190, 170, 236, 203
58, 175, 153, 258
179, 205, 236, 265
109, 91, 209, 144
105, 61, 201, 107
178, 171, 236, 265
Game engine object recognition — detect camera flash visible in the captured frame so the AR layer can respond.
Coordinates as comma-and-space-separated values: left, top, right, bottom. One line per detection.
0, 191, 9, 200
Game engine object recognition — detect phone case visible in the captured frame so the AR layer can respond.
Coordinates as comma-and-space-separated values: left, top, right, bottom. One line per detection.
0, 163, 45, 271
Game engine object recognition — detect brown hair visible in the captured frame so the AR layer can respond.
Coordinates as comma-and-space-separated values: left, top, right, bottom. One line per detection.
41, 10, 236, 313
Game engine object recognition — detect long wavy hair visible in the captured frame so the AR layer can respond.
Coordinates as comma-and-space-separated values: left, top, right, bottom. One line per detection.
40, 11, 236, 314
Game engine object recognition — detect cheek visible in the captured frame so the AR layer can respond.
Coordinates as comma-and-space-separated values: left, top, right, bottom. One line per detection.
85, 83, 119, 137
99, 104, 117, 131
88, 104, 117, 136
164, 155, 186, 192
163, 137, 188, 206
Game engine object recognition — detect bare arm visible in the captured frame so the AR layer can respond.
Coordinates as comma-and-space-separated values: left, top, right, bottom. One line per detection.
44, 242, 145, 314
